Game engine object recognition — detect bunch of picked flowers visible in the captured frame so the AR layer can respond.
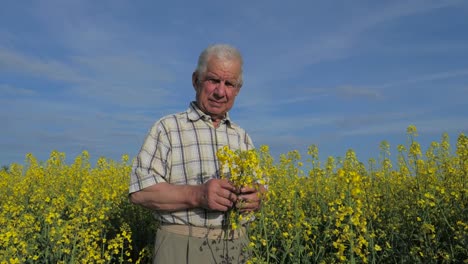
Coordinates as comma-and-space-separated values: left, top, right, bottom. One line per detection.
217, 146, 267, 230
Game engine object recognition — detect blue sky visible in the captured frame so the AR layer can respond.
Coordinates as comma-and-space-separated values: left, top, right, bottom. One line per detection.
1, 0, 467, 166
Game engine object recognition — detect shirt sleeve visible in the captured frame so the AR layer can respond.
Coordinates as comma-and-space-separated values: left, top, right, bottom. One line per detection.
129, 121, 171, 194
246, 133, 255, 150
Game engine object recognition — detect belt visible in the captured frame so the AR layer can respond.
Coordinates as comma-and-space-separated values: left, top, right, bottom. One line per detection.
160, 224, 246, 240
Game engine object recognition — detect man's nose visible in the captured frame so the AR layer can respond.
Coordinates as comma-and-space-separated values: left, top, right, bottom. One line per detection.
213, 83, 227, 97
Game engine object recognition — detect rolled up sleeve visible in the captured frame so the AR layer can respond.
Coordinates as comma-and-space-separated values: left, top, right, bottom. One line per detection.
129, 122, 171, 194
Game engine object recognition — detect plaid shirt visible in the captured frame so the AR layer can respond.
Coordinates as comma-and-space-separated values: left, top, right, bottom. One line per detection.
129, 102, 254, 227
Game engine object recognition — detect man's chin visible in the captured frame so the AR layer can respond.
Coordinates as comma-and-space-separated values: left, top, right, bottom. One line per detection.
207, 109, 226, 119
207, 107, 225, 114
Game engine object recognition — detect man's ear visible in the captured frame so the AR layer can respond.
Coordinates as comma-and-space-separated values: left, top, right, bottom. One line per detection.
192, 72, 199, 90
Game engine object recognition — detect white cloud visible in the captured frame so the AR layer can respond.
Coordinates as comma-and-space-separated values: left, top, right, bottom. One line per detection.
0, 46, 183, 108
1, 0, 467, 166
335, 86, 383, 100
380, 68, 468, 89
0, 47, 87, 83
246, 0, 466, 84
0, 96, 149, 163
72, 55, 174, 82
0, 84, 37, 96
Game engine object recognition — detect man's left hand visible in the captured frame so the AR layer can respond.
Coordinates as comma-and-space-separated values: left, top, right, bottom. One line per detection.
236, 185, 266, 212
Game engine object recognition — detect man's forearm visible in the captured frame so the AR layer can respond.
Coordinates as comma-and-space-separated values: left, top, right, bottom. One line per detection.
130, 182, 203, 211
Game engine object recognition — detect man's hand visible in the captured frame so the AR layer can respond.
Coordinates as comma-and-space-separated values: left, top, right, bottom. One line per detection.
236, 185, 265, 212
129, 179, 264, 213
199, 179, 238, 212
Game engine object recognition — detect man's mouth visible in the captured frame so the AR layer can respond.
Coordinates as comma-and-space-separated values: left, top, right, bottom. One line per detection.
210, 100, 225, 106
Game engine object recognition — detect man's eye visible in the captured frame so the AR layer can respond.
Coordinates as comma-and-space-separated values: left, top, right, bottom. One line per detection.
208, 78, 220, 84
205, 78, 237, 88
225, 81, 235, 88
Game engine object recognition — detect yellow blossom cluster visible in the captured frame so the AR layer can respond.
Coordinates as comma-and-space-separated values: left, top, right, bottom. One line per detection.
1, 126, 467, 263
216, 146, 268, 230
0, 151, 155, 263
245, 127, 467, 263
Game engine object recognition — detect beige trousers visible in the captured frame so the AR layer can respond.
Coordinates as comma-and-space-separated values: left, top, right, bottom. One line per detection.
153, 226, 250, 264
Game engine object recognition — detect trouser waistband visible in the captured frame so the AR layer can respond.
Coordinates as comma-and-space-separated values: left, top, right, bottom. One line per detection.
159, 224, 246, 240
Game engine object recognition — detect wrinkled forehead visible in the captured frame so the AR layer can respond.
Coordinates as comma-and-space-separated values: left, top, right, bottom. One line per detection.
205, 57, 241, 77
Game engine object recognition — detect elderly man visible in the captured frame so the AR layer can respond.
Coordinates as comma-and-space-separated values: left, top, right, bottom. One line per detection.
129, 44, 263, 263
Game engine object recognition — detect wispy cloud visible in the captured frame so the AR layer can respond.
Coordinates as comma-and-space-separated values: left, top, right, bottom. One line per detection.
0, 84, 37, 96
0, 95, 147, 163
248, 0, 465, 82
0, 46, 182, 108
1, 0, 467, 165
335, 86, 383, 100
0, 47, 86, 83
380, 68, 468, 89
236, 1, 467, 118
69, 54, 177, 108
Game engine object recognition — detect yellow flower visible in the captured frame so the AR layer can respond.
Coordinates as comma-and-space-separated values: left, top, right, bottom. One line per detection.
374, 244, 382, 251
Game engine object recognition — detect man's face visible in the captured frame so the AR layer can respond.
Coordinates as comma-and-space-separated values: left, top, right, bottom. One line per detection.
193, 57, 241, 121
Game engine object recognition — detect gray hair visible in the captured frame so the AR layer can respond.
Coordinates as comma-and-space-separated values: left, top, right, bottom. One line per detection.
195, 44, 244, 88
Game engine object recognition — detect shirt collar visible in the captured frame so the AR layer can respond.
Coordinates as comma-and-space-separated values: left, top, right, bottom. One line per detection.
188, 101, 232, 126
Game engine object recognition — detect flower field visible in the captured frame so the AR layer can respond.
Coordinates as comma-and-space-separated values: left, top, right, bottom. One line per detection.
1, 126, 467, 263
